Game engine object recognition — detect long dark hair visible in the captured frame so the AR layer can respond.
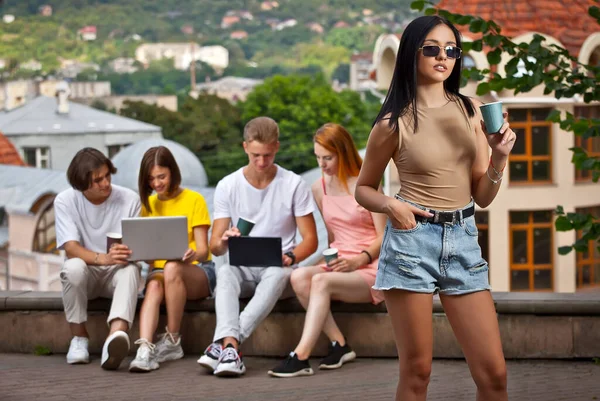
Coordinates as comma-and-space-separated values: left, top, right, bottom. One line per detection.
138, 146, 182, 213
374, 15, 475, 133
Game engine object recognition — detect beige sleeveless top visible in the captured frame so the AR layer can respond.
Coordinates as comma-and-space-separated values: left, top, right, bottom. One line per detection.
392, 99, 476, 210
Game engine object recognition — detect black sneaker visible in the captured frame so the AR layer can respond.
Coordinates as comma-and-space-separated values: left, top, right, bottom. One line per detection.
268, 352, 314, 378
319, 341, 356, 370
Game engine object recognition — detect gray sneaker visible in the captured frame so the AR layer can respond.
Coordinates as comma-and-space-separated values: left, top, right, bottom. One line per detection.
154, 327, 184, 363
129, 339, 159, 373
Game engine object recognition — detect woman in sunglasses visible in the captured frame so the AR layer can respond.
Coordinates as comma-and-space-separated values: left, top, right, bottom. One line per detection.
356, 16, 515, 401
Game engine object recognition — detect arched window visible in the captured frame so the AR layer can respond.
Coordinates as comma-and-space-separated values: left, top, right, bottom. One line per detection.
32, 198, 58, 254
589, 46, 600, 67
462, 54, 476, 70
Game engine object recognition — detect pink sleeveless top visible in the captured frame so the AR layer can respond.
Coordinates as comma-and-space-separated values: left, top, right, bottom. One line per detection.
321, 179, 384, 304
322, 179, 378, 257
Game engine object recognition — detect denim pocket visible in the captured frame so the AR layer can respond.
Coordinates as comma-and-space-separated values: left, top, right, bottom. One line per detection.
461, 217, 478, 237
390, 221, 422, 234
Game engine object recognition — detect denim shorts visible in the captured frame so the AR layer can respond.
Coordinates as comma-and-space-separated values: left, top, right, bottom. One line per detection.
147, 261, 217, 297
373, 196, 490, 295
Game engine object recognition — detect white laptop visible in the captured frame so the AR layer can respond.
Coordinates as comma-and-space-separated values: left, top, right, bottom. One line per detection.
121, 216, 188, 261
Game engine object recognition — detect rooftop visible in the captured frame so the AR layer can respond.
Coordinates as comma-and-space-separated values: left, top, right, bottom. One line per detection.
0, 132, 25, 166
0, 96, 161, 136
436, 0, 598, 56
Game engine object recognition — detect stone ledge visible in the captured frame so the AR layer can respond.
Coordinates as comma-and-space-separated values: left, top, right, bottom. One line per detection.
2, 291, 600, 315
1, 291, 599, 358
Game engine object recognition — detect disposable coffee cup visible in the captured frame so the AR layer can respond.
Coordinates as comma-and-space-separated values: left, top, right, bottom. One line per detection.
322, 248, 338, 265
236, 217, 256, 236
106, 232, 122, 252
479, 101, 504, 134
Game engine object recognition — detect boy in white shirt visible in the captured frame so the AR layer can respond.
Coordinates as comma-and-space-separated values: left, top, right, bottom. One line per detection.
197, 117, 318, 377
55, 147, 141, 370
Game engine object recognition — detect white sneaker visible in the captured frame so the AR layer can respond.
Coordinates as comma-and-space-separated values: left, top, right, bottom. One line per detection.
66, 336, 89, 364
213, 345, 246, 377
129, 339, 159, 373
197, 341, 223, 372
155, 327, 184, 363
101, 330, 130, 370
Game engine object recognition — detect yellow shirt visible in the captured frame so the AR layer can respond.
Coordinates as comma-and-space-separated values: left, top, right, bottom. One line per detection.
142, 188, 211, 268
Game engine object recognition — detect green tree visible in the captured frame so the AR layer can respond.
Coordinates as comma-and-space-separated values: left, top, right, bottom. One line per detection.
241, 73, 372, 174
410, 1, 600, 254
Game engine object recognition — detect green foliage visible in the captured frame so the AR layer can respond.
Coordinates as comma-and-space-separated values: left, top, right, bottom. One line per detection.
410, 1, 600, 253
33, 345, 52, 356
324, 25, 385, 52
119, 94, 244, 185
241, 74, 373, 174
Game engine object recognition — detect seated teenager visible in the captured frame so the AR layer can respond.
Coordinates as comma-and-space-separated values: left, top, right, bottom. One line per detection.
268, 123, 386, 378
129, 146, 215, 373
56, 147, 141, 370
197, 116, 318, 377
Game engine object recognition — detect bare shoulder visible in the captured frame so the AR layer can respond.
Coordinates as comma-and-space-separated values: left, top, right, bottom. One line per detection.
311, 179, 324, 198
370, 117, 399, 142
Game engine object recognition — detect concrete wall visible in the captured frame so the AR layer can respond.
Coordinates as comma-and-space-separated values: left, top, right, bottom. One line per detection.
74, 95, 178, 112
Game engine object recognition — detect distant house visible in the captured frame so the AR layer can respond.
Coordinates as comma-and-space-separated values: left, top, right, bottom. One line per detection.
108, 57, 138, 74
333, 21, 350, 29
362, 8, 373, 16
261, 1, 280, 10
57, 60, 100, 79
21, 60, 42, 71
221, 15, 240, 29
0, 92, 162, 170
78, 26, 97, 41
190, 76, 262, 103
349, 52, 375, 91
274, 19, 297, 31
39, 5, 53, 17
230, 30, 248, 40
74, 94, 178, 113
136, 43, 229, 71
181, 24, 194, 35
306, 22, 324, 34
38, 80, 111, 100
0, 80, 38, 111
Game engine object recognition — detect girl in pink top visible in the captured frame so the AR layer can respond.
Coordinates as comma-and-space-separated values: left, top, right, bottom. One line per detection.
268, 123, 386, 378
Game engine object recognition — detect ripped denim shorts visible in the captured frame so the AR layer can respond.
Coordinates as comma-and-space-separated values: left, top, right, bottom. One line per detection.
373, 196, 490, 295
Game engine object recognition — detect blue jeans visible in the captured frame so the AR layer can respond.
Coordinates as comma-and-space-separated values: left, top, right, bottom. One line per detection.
374, 197, 490, 295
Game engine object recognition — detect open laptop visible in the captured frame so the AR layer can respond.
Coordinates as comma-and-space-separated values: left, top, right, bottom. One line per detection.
121, 216, 188, 261
228, 236, 283, 267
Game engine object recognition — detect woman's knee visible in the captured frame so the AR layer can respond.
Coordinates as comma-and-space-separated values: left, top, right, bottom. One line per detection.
290, 268, 312, 296
310, 272, 331, 294
400, 356, 432, 388
474, 360, 507, 392
144, 279, 164, 302
163, 261, 184, 283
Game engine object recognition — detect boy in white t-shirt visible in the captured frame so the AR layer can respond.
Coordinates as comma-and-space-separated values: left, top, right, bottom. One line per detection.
197, 117, 318, 377
55, 148, 141, 370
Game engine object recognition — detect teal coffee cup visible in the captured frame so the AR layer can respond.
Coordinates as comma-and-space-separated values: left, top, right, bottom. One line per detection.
237, 217, 256, 236
322, 248, 338, 265
479, 101, 504, 134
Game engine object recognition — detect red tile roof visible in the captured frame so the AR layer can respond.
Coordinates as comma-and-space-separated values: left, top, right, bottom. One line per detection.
436, 0, 598, 56
0, 132, 25, 166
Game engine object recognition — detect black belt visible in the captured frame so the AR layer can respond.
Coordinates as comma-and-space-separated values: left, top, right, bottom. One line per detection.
415, 204, 475, 225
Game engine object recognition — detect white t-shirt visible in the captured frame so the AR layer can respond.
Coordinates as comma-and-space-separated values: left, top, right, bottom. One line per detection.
213, 165, 314, 253
55, 184, 141, 253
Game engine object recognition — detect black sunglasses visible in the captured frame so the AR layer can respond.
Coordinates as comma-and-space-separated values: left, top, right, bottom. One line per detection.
418, 45, 462, 59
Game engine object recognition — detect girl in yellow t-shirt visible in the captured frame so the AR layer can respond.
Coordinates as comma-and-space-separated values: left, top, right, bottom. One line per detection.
129, 146, 215, 373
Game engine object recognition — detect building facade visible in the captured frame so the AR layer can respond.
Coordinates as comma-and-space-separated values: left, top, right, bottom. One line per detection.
371, 0, 600, 292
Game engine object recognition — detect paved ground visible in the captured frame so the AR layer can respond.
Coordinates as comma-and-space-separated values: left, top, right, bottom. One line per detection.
0, 354, 599, 401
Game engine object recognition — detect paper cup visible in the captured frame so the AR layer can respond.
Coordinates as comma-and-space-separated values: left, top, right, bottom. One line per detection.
236, 217, 256, 236
106, 232, 122, 253
322, 248, 338, 265
479, 101, 504, 134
